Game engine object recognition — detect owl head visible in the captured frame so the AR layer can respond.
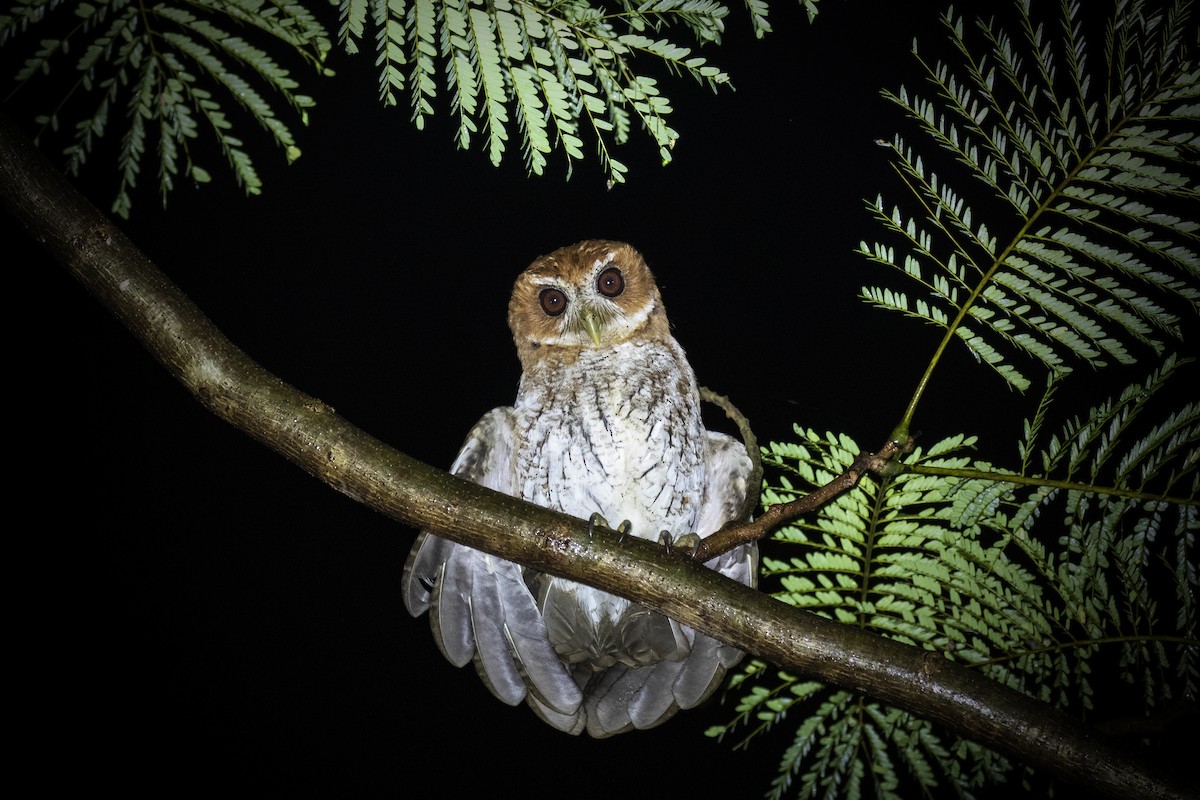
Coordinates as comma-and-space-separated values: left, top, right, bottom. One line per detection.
508, 240, 671, 365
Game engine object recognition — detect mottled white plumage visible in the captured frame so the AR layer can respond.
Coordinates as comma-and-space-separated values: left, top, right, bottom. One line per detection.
402, 240, 756, 736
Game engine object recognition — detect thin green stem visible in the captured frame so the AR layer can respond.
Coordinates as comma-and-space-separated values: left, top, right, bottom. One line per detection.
967, 634, 1200, 669
901, 462, 1199, 507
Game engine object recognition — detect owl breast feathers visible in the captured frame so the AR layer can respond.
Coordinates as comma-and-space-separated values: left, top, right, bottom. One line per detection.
402, 240, 757, 737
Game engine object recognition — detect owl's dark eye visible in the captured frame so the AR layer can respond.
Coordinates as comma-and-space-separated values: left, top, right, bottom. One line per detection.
596, 266, 624, 298
539, 287, 568, 317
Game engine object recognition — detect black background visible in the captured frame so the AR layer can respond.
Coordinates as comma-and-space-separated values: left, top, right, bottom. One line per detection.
8, 0, 1193, 796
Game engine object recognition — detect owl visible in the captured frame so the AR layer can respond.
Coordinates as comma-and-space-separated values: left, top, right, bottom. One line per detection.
402, 240, 757, 737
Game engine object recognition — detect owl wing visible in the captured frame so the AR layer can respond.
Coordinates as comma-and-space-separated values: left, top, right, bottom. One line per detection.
401, 408, 584, 721
579, 430, 759, 737
694, 428, 760, 678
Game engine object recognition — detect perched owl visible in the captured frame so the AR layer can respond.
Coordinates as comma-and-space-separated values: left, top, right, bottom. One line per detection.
402, 240, 757, 737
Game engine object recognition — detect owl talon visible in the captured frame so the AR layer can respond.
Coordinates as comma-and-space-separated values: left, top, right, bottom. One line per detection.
657, 531, 702, 558
674, 532, 703, 558
587, 513, 610, 540
588, 513, 633, 543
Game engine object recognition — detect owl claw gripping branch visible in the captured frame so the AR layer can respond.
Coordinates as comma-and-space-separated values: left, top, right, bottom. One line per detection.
402, 240, 758, 737
590, 512, 700, 556
586, 512, 632, 544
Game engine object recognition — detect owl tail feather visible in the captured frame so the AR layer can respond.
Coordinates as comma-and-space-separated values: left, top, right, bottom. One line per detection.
537, 576, 691, 669
467, 553, 584, 715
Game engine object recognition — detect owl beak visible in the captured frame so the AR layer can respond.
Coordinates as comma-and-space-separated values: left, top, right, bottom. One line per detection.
582, 312, 604, 346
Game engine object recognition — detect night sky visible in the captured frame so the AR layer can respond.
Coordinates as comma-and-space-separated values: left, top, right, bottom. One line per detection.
9, 0, 1175, 796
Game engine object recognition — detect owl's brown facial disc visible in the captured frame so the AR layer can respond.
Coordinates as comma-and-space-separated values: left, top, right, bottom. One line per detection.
508, 240, 667, 354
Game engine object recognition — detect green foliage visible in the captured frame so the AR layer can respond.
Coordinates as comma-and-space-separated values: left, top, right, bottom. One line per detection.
0, 0, 818, 212
337, 0, 750, 186
713, 389, 1197, 797
712, 2, 1199, 797
859, 0, 1198, 398
1, 0, 330, 217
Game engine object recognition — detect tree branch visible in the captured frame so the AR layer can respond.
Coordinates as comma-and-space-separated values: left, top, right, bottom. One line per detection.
1, 112, 1190, 800
694, 436, 912, 561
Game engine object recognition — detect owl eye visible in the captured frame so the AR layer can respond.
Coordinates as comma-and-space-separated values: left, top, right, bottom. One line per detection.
539, 287, 568, 317
596, 266, 624, 298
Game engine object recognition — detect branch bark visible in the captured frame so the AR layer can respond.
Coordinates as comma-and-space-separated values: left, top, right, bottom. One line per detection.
1, 113, 1190, 800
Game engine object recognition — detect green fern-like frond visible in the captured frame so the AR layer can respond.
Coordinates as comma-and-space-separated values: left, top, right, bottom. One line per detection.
713, 431, 1028, 797
997, 355, 1200, 705
715, 372, 1198, 797
1, 1, 820, 204
2, 0, 329, 216
340, 0, 745, 185
860, 0, 1198, 404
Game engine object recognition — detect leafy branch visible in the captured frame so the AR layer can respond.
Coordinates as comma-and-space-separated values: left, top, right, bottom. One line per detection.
1, 0, 329, 216
716, 2, 1199, 797
341, 0, 744, 185
1, 0, 813, 211
860, 0, 1198, 420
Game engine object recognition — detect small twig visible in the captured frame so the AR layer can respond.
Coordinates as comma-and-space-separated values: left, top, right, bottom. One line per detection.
694, 434, 916, 562
700, 386, 761, 524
